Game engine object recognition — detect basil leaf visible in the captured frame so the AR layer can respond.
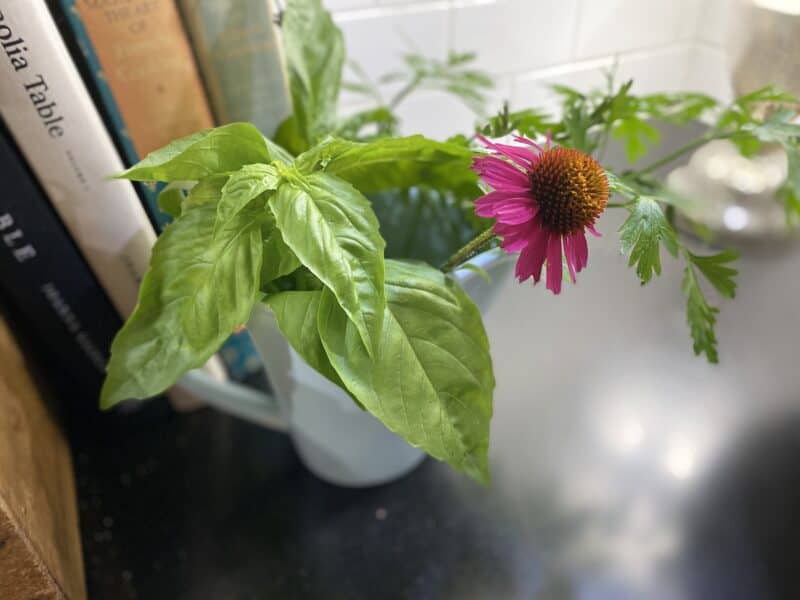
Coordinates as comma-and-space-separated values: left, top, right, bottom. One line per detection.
263, 136, 295, 164
317, 260, 494, 483
157, 183, 187, 218
264, 290, 345, 389
273, 115, 309, 157
100, 201, 266, 408
296, 135, 478, 195
183, 175, 228, 211
116, 123, 271, 182
283, 0, 344, 147
270, 173, 385, 355
261, 214, 301, 284
217, 164, 279, 233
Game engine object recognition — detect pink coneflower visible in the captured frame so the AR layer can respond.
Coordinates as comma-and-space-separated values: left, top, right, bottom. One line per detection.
472, 135, 609, 294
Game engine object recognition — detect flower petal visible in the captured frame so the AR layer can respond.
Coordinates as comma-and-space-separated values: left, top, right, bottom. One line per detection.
494, 202, 538, 225
471, 155, 531, 192
546, 234, 563, 294
474, 192, 533, 218
572, 231, 589, 271
515, 228, 548, 282
513, 135, 544, 153
564, 235, 577, 283
587, 223, 602, 237
476, 134, 539, 169
495, 213, 542, 252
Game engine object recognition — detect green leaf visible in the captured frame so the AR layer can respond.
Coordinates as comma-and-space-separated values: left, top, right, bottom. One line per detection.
317, 260, 494, 483
336, 107, 398, 141
619, 197, 679, 284
612, 117, 661, 163
101, 201, 266, 407
369, 186, 479, 265
638, 92, 718, 124
295, 135, 478, 195
264, 290, 345, 389
260, 213, 302, 285
263, 136, 295, 164
217, 164, 279, 233
157, 183, 187, 218
282, 0, 345, 147
273, 115, 309, 157
682, 262, 720, 363
183, 175, 228, 211
688, 250, 739, 299
269, 173, 386, 356
479, 104, 554, 139
116, 123, 271, 182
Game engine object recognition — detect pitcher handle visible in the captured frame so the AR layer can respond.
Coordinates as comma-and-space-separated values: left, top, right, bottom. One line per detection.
178, 370, 289, 432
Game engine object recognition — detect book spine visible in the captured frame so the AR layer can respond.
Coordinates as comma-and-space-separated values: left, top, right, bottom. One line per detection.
52, 0, 263, 382
0, 1, 157, 319
178, 0, 292, 139
54, 0, 218, 229
0, 126, 120, 398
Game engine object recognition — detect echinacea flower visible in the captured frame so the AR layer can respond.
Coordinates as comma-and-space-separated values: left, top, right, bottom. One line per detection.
472, 135, 609, 294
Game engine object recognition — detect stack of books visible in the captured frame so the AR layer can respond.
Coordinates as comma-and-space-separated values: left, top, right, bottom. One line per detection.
0, 0, 292, 403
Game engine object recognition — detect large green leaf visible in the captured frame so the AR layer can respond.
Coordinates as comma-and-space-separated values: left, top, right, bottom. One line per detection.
100, 201, 266, 407
282, 0, 344, 148
116, 123, 271, 182
295, 135, 478, 195
269, 173, 385, 355
264, 290, 344, 389
260, 213, 301, 285
216, 164, 279, 234
317, 260, 494, 483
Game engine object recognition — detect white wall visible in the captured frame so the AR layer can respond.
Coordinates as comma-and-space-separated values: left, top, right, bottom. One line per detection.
327, 0, 741, 138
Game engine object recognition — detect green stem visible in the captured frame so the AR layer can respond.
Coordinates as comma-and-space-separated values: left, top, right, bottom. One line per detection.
607, 200, 635, 208
441, 228, 497, 273
634, 132, 731, 176
389, 74, 424, 110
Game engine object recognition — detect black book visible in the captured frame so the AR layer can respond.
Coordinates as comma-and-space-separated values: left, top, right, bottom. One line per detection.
0, 123, 121, 400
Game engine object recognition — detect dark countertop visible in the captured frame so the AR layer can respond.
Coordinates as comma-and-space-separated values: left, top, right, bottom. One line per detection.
71, 124, 800, 599
71, 221, 800, 599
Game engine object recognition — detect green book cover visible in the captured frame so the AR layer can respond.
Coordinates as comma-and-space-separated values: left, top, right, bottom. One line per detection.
179, 0, 293, 139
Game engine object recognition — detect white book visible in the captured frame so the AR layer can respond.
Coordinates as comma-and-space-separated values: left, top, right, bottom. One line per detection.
0, 1, 227, 386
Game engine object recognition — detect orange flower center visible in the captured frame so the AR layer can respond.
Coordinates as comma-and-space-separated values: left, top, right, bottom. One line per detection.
529, 147, 609, 235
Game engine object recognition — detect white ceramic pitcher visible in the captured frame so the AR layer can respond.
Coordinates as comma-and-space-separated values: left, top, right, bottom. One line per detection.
179, 250, 513, 487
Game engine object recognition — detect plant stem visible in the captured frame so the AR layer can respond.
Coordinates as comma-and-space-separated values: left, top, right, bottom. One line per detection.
634, 132, 731, 176
441, 227, 497, 272
389, 74, 424, 110
607, 200, 635, 208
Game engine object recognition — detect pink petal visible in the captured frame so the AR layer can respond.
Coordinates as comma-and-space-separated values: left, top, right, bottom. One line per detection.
513, 135, 544, 153
586, 223, 602, 237
563, 236, 577, 283
546, 234, 563, 294
515, 226, 548, 282
572, 231, 589, 271
474, 192, 533, 218
494, 215, 540, 252
516, 224, 548, 283
471, 156, 531, 192
476, 134, 538, 169
494, 202, 538, 225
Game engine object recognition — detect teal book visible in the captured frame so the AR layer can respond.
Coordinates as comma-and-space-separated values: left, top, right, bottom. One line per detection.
178, 0, 293, 138
51, 0, 266, 381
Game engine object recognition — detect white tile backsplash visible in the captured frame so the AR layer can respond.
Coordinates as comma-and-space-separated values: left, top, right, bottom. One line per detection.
573, 0, 701, 59
451, 0, 579, 75
323, 0, 738, 137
